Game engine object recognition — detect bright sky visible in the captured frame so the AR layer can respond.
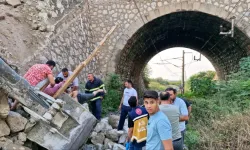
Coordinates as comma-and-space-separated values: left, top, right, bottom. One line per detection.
148, 47, 215, 81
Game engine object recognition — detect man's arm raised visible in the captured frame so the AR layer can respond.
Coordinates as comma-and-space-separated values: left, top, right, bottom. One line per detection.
48, 74, 55, 87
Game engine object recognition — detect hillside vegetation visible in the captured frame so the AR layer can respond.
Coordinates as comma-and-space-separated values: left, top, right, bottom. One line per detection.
183, 57, 250, 149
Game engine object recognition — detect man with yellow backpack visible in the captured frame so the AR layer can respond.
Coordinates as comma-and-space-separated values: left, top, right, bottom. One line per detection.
126, 96, 148, 150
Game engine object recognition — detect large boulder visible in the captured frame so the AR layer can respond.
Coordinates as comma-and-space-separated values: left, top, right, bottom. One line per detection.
123, 119, 129, 133
108, 115, 120, 129
106, 129, 120, 142
94, 120, 112, 133
6, 0, 21, 7
104, 138, 115, 149
0, 141, 31, 150
118, 133, 127, 144
0, 119, 10, 137
24, 118, 36, 133
82, 144, 97, 150
90, 132, 105, 145
18, 132, 27, 142
112, 143, 125, 150
6, 111, 28, 133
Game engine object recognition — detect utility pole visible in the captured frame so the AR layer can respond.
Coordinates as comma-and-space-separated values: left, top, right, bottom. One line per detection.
182, 50, 185, 94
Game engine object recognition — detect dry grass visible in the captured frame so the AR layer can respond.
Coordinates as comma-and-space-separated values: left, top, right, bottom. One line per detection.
196, 112, 250, 150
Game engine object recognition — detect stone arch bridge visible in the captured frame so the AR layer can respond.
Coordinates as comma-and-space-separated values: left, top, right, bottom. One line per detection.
2, 0, 250, 91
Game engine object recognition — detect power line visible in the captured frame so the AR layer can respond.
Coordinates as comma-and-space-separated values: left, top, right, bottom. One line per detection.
162, 57, 183, 61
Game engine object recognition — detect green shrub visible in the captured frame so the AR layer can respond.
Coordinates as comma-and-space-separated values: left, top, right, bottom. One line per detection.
186, 57, 250, 149
188, 71, 216, 97
185, 128, 200, 149
148, 81, 166, 91
102, 73, 123, 116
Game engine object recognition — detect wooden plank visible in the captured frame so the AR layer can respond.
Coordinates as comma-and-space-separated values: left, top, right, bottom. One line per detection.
53, 25, 117, 98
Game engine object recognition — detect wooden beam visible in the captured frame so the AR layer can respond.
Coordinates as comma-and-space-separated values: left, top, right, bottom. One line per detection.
53, 25, 117, 98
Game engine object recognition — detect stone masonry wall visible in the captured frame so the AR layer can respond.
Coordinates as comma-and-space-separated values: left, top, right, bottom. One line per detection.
2, 0, 250, 87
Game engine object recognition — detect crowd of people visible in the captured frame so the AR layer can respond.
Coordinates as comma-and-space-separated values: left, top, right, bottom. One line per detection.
118, 80, 192, 150
9, 60, 106, 120
8, 59, 192, 150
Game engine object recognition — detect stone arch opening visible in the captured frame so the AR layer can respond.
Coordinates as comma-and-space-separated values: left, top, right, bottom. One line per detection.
114, 11, 250, 91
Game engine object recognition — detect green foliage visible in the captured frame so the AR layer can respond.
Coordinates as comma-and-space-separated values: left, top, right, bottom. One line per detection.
177, 91, 196, 99
148, 77, 180, 91
188, 71, 216, 97
142, 65, 151, 88
102, 73, 123, 115
185, 128, 200, 149
186, 57, 250, 149
168, 80, 181, 86
150, 77, 169, 85
148, 81, 166, 91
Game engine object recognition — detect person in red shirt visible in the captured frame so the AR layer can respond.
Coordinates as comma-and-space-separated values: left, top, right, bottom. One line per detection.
10, 60, 56, 110
24, 60, 56, 87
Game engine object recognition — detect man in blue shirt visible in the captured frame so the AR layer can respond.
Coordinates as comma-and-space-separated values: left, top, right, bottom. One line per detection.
143, 90, 173, 150
166, 88, 189, 144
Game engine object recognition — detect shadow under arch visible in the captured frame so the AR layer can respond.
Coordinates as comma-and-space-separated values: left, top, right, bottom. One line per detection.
114, 11, 250, 91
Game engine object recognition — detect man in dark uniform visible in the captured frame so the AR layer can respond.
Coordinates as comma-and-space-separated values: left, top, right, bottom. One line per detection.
182, 98, 192, 125
85, 73, 105, 120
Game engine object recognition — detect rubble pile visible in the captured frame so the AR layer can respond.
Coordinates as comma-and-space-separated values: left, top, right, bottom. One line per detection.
0, 110, 32, 150
82, 114, 129, 150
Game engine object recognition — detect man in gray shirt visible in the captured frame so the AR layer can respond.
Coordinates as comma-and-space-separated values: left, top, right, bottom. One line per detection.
159, 92, 183, 150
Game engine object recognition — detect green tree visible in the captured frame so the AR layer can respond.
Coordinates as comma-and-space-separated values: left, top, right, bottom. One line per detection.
102, 73, 123, 115
188, 71, 216, 97
143, 65, 151, 88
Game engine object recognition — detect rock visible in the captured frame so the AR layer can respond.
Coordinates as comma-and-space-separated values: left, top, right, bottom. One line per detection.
0, 137, 12, 144
38, 25, 47, 32
11, 135, 18, 143
0, 15, 5, 21
0, 141, 31, 150
91, 132, 105, 145
0, 136, 6, 142
6, 111, 28, 133
95, 143, 103, 150
0, 0, 6, 4
14, 140, 24, 145
118, 133, 127, 144
108, 115, 120, 129
18, 132, 27, 142
0, 92, 10, 119
82, 144, 97, 150
94, 122, 105, 133
24, 118, 36, 133
82, 103, 89, 111
101, 117, 108, 123
112, 144, 125, 150
47, 25, 55, 32
104, 138, 115, 149
0, 119, 10, 137
31, 23, 39, 30
6, 0, 21, 7
106, 129, 119, 142
94, 121, 112, 133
